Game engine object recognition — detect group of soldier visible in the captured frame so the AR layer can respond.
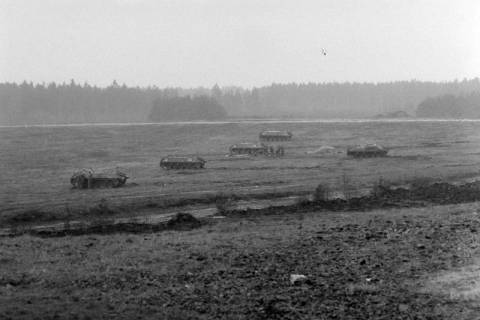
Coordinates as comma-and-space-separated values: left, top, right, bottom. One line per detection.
266, 145, 285, 157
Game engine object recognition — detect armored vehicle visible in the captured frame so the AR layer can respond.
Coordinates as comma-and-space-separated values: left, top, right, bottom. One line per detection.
259, 130, 293, 142
71, 169, 128, 189
229, 142, 268, 156
160, 156, 206, 169
347, 144, 388, 158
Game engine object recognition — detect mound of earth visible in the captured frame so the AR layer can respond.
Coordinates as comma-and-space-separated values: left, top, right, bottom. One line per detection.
166, 212, 202, 230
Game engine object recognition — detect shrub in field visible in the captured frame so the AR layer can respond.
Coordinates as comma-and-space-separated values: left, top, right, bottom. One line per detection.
8, 224, 19, 235
63, 219, 71, 231
313, 184, 330, 202
90, 217, 115, 228
214, 192, 234, 215
166, 212, 201, 230
410, 177, 435, 190
341, 172, 353, 200
371, 177, 391, 198
295, 195, 311, 207
145, 201, 158, 208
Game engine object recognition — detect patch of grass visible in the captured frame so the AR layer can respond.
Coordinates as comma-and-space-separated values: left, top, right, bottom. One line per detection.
87, 198, 116, 216
86, 150, 110, 158
3, 210, 62, 225
3, 122, 480, 222
29, 212, 205, 237
409, 176, 437, 190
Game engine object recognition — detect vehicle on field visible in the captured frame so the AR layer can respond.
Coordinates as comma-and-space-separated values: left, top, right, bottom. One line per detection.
347, 144, 388, 158
160, 156, 206, 169
259, 130, 293, 142
229, 142, 268, 156
71, 169, 128, 189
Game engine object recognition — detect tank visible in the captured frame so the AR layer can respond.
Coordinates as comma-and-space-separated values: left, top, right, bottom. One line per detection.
160, 156, 206, 169
71, 169, 128, 189
259, 130, 293, 142
229, 142, 268, 156
347, 144, 388, 158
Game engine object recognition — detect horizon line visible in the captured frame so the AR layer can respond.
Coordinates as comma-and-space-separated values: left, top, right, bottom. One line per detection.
2, 118, 480, 129
1, 78, 479, 90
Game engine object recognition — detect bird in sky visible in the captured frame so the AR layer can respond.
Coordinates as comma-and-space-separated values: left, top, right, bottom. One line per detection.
321, 48, 327, 56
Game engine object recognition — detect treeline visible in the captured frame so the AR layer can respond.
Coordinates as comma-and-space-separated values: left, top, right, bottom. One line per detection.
149, 95, 227, 121
416, 92, 480, 118
1, 79, 480, 125
0, 81, 158, 125
214, 79, 480, 118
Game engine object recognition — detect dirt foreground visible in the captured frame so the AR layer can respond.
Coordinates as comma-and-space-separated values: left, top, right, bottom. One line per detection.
2, 203, 480, 319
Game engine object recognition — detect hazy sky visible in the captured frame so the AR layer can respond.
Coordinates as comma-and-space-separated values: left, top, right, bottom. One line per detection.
0, 0, 479, 87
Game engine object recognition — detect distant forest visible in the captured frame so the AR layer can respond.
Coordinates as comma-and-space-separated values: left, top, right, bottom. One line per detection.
149, 95, 227, 121
417, 92, 480, 118
1, 79, 480, 125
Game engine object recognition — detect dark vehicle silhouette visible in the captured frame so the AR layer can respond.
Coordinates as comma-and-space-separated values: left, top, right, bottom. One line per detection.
347, 144, 388, 158
160, 156, 206, 169
71, 169, 128, 189
229, 142, 268, 156
259, 130, 293, 142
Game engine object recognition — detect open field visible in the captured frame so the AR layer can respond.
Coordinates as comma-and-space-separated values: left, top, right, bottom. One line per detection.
2, 203, 480, 319
1, 120, 480, 220
2, 120, 480, 318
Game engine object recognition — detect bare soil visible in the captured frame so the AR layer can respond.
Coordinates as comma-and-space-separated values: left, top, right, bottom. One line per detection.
1, 203, 480, 319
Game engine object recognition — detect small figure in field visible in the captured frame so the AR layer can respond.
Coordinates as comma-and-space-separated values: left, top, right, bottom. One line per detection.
276, 146, 285, 157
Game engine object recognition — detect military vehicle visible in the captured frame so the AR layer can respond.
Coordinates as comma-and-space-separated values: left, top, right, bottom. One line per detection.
229, 142, 268, 156
347, 144, 388, 158
259, 130, 293, 142
71, 169, 128, 189
160, 156, 206, 169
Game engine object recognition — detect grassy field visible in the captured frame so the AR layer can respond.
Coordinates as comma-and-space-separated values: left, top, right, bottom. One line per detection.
2, 203, 480, 319
1, 120, 480, 218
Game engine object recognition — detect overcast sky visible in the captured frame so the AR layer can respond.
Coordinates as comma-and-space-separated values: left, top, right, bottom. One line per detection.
0, 0, 479, 87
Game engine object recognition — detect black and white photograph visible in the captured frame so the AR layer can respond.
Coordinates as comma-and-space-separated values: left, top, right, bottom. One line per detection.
1, 0, 480, 319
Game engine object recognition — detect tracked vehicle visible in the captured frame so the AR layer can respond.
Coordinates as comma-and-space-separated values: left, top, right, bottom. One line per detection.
259, 130, 293, 142
347, 144, 388, 158
160, 156, 206, 169
229, 143, 268, 156
71, 169, 128, 189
